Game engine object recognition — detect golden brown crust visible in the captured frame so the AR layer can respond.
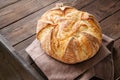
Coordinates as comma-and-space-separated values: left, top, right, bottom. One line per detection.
36, 5, 102, 64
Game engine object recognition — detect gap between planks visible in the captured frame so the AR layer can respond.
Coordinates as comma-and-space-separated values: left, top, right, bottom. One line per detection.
99, 9, 120, 23
0, 0, 19, 10
0, 0, 57, 29
100, 10, 120, 39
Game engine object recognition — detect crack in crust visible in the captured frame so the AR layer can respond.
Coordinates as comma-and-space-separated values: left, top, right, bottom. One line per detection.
37, 6, 102, 64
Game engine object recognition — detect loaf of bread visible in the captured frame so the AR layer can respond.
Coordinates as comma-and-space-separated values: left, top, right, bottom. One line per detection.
36, 5, 102, 64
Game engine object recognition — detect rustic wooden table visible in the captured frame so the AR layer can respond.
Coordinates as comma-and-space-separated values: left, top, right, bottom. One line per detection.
0, 0, 120, 79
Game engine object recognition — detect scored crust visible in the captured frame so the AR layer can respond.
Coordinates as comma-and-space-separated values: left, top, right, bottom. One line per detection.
36, 5, 102, 64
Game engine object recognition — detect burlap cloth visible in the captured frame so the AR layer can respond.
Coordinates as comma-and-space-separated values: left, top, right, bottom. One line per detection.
26, 34, 114, 80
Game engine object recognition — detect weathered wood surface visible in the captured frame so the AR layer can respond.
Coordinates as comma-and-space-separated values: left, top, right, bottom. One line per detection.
81, 0, 120, 21
0, 0, 120, 79
0, 0, 18, 9
0, 0, 57, 29
101, 10, 120, 39
14, 36, 36, 64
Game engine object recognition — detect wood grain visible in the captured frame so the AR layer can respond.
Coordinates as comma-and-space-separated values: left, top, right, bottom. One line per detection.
14, 36, 35, 64
113, 39, 120, 79
0, 1, 56, 46
81, 0, 120, 21
0, 0, 57, 29
0, 0, 18, 9
59, 0, 95, 9
101, 10, 120, 39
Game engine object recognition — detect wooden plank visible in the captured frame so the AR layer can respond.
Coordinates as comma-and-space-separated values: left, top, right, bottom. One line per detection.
0, 3, 54, 46
0, 0, 57, 29
81, 0, 120, 21
14, 35, 35, 52
113, 39, 120, 79
101, 10, 120, 39
14, 36, 35, 64
59, 0, 95, 9
0, 0, 18, 9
